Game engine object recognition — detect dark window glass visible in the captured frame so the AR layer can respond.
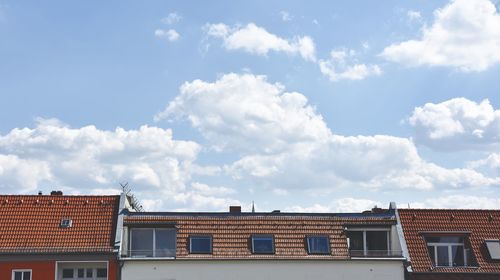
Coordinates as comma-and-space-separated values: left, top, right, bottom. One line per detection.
131, 229, 154, 257
96, 268, 107, 277
155, 229, 176, 257
347, 231, 363, 251
14, 272, 22, 280
62, 269, 74, 278
23, 272, 30, 280
252, 236, 274, 253
437, 246, 449, 266
452, 245, 465, 266
366, 231, 388, 251
77, 268, 84, 278
86, 268, 93, 278
307, 236, 329, 254
190, 236, 212, 253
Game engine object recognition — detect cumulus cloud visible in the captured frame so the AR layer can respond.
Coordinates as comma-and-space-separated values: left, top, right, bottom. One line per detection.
409, 195, 500, 209
280, 11, 292, 21
319, 49, 382, 81
381, 0, 500, 72
155, 29, 180, 42
286, 198, 382, 213
467, 153, 500, 177
161, 12, 182, 25
407, 10, 422, 22
158, 73, 500, 191
0, 119, 200, 197
205, 23, 316, 61
408, 98, 500, 150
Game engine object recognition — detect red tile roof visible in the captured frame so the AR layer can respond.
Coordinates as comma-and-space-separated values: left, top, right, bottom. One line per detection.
0, 195, 120, 254
124, 213, 397, 259
398, 209, 500, 274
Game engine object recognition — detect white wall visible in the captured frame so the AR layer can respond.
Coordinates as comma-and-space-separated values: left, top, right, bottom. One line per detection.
121, 260, 404, 280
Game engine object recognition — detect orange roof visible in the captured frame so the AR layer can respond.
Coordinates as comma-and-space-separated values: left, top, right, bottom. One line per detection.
0, 195, 120, 254
125, 213, 397, 259
398, 209, 500, 273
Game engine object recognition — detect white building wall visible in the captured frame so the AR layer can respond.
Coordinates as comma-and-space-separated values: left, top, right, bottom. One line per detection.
122, 260, 404, 280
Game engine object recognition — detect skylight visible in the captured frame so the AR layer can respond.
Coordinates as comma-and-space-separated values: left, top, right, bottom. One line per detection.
251, 235, 274, 254
307, 236, 330, 254
60, 219, 72, 228
485, 240, 500, 260
189, 235, 212, 254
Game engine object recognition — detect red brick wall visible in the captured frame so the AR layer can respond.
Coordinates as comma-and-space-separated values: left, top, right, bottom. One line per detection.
0, 261, 55, 280
409, 273, 500, 280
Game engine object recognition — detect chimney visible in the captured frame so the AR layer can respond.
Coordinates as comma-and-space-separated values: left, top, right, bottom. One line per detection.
272, 210, 280, 213
38, 191, 43, 196
50, 190, 63, 196
229, 205, 241, 214
371, 205, 385, 214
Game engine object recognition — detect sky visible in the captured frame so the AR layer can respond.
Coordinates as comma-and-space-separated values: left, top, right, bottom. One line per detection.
1, 0, 500, 212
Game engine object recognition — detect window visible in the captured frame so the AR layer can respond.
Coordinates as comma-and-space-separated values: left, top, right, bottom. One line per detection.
59, 267, 106, 280
12, 270, 31, 280
60, 218, 73, 228
306, 236, 330, 254
130, 228, 176, 257
62, 269, 73, 278
251, 235, 274, 254
485, 240, 500, 260
346, 228, 390, 257
426, 236, 471, 267
189, 235, 212, 254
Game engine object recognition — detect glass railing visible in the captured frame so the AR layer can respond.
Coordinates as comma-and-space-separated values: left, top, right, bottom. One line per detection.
127, 249, 176, 258
349, 249, 403, 258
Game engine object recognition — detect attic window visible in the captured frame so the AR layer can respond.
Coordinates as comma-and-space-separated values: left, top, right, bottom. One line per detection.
60, 219, 73, 228
485, 240, 500, 260
251, 235, 274, 254
307, 236, 330, 254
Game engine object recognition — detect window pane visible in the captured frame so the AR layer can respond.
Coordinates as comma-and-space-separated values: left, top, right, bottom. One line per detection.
62, 269, 74, 278
131, 229, 154, 257
347, 231, 364, 251
190, 236, 211, 253
77, 268, 84, 278
252, 236, 274, 253
366, 231, 388, 251
428, 246, 436, 265
452, 245, 465, 266
155, 229, 176, 257
23, 272, 31, 280
307, 236, 329, 254
96, 268, 107, 277
437, 246, 449, 266
86, 268, 93, 278
14, 272, 22, 280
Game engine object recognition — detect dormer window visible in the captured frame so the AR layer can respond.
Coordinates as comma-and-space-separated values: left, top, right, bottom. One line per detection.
425, 236, 472, 267
346, 228, 392, 257
485, 239, 500, 260
60, 219, 72, 228
129, 228, 176, 258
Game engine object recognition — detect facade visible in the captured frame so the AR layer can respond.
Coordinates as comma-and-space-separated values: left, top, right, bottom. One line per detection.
119, 204, 406, 280
397, 209, 500, 280
0, 193, 123, 280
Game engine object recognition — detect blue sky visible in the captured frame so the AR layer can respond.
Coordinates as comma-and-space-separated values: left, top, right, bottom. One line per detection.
1, 0, 500, 211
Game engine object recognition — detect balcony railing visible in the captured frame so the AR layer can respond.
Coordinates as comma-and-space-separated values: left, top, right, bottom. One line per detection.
127, 249, 176, 258
349, 249, 403, 258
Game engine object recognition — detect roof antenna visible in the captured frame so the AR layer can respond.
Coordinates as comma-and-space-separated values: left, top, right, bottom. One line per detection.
408, 203, 411, 209
252, 201, 255, 213
120, 182, 144, 212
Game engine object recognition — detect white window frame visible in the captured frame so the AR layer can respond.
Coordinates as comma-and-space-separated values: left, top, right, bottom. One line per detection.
427, 237, 468, 267
346, 228, 391, 256
55, 261, 108, 280
12, 269, 32, 280
306, 235, 330, 254
129, 228, 176, 258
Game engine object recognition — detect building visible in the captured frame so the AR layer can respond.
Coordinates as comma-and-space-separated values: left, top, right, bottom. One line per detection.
119, 204, 406, 280
397, 209, 500, 280
0, 192, 123, 280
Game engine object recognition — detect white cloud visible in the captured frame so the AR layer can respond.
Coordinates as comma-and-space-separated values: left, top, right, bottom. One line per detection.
408, 98, 500, 150
205, 23, 316, 61
381, 0, 500, 72
286, 198, 382, 213
407, 10, 422, 22
158, 73, 500, 192
280, 11, 292, 21
467, 153, 500, 177
319, 49, 382, 81
409, 195, 500, 209
155, 29, 180, 42
161, 12, 182, 25
0, 119, 200, 197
